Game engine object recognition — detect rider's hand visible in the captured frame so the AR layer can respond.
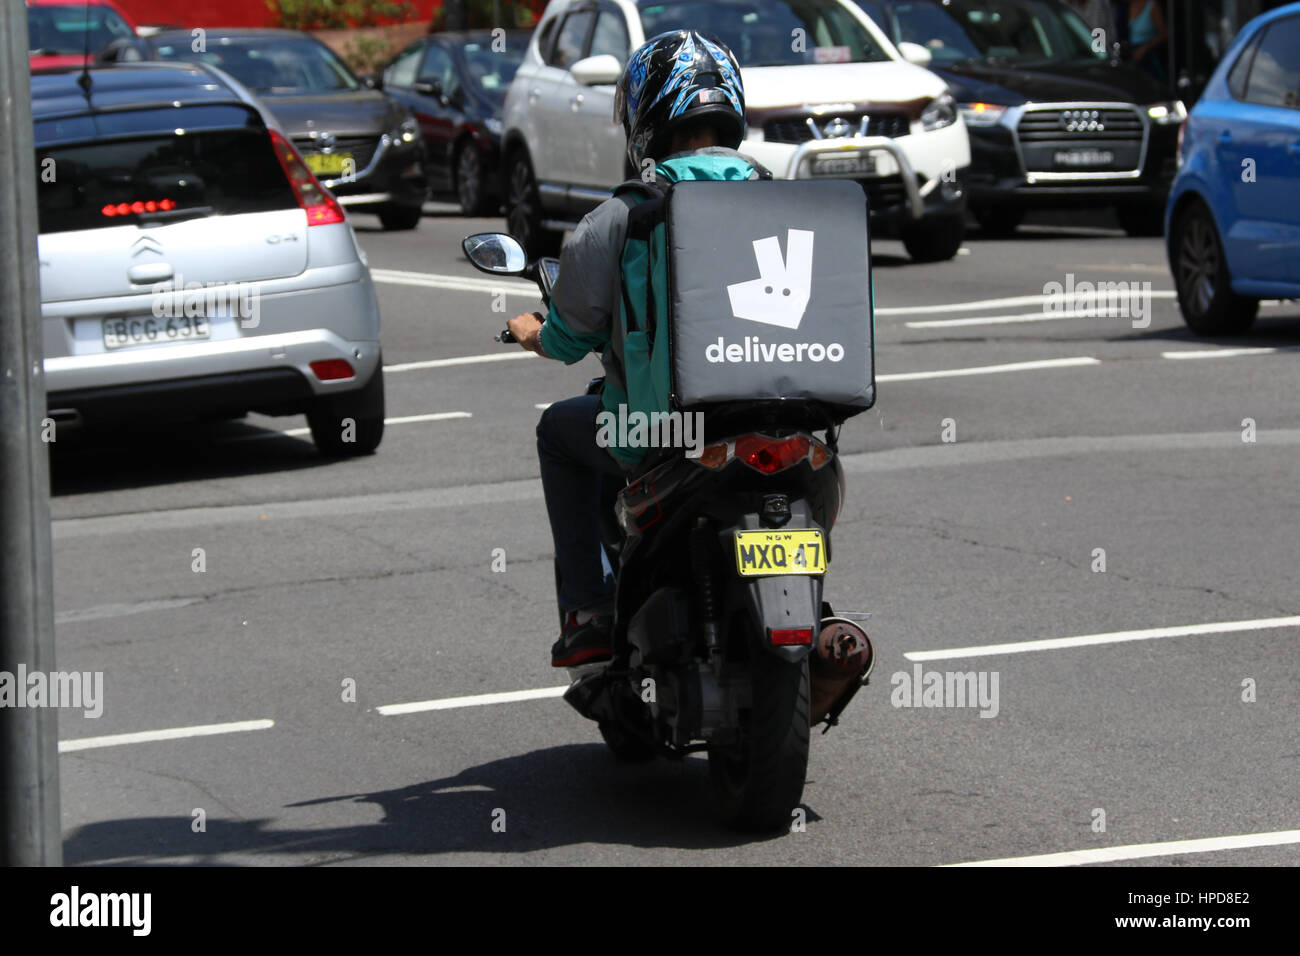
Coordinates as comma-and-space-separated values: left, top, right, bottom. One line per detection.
507, 311, 546, 355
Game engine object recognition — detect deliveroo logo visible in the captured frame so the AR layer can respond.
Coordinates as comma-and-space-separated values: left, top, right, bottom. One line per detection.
726, 229, 814, 329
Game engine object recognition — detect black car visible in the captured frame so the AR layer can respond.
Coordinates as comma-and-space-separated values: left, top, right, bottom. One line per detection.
377, 30, 530, 216
98, 29, 429, 230
856, 0, 1186, 236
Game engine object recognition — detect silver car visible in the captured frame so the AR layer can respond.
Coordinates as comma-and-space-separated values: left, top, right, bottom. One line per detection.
33, 62, 385, 456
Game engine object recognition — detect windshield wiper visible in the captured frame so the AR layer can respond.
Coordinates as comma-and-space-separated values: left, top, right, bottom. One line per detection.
135, 205, 213, 224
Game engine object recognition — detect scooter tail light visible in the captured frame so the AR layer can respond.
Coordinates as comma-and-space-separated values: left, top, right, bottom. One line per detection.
771, 627, 814, 646
735, 434, 811, 474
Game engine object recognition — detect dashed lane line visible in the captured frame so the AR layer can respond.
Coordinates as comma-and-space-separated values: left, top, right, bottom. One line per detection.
59, 719, 275, 753
944, 828, 1300, 866
905, 615, 1300, 662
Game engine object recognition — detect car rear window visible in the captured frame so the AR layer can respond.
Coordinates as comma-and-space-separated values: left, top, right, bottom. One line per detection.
35, 110, 298, 234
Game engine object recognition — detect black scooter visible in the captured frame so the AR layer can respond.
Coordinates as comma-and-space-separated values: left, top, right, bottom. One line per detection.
463, 233, 873, 831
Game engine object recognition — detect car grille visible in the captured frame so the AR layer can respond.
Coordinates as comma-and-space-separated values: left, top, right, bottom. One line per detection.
294, 136, 381, 172
764, 113, 911, 144
1016, 106, 1145, 174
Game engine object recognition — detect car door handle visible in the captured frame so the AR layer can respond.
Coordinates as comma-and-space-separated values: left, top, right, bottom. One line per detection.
1217, 130, 1233, 145
570, 93, 584, 111
127, 263, 173, 284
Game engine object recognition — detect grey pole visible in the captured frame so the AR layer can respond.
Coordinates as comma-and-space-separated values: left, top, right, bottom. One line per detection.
0, 0, 63, 866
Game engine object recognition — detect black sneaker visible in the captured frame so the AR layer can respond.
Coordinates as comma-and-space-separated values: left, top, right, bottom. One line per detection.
551, 611, 613, 668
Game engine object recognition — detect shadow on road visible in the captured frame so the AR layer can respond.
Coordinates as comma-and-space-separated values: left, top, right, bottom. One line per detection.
48, 420, 339, 497
63, 744, 823, 863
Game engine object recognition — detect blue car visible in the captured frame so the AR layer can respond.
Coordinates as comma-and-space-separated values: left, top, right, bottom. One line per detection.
1166, 3, 1300, 335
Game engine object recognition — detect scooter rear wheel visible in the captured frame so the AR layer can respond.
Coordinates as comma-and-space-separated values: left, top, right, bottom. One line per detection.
708, 652, 810, 832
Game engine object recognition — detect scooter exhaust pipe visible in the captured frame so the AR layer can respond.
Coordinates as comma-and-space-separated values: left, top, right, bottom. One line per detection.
810, 616, 874, 727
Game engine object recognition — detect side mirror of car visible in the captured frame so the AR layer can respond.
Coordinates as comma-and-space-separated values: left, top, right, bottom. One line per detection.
414, 77, 444, 99
897, 42, 933, 68
570, 54, 622, 86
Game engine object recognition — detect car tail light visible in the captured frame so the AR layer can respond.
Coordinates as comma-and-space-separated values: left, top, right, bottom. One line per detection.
268, 128, 345, 226
101, 198, 176, 218
310, 359, 355, 381
694, 433, 830, 473
771, 628, 814, 646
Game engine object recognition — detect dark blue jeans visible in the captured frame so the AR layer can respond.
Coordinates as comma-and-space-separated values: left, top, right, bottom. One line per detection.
536, 394, 625, 614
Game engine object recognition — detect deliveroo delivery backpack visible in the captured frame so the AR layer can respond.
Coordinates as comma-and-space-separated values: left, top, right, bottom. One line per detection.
612, 154, 874, 457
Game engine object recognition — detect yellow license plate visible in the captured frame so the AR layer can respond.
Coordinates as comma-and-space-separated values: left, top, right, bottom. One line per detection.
304, 152, 353, 177
734, 529, 826, 577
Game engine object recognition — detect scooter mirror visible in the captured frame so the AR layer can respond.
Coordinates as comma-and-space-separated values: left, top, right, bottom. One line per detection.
462, 233, 527, 275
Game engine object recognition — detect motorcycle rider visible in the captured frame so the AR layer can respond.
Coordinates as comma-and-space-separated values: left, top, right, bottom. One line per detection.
503, 31, 765, 668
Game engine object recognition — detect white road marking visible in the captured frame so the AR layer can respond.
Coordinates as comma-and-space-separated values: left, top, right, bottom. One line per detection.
368, 268, 1191, 320
56, 597, 203, 624
945, 828, 1300, 866
906, 309, 1141, 329
535, 403, 553, 409
878, 356, 1100, 382
877, 290, 1176, 316
370, 268, 540, 297
377, 686, 567, 715
228, 412, 472, 441
905, 615, 1300, 661
59, 719, 274, 753
1162, 347, 1290, 360
385, 352, 535, 372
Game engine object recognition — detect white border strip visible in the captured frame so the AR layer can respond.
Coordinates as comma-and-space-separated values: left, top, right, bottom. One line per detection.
905, 615, 1300, 661
377, 686, 566, 715
59, 718, 274, 752
907, 309, 1136, 329
945, 828, 1300, 866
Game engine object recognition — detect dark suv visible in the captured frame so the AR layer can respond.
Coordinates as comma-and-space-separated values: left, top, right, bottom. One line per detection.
857, 0, 1186, 236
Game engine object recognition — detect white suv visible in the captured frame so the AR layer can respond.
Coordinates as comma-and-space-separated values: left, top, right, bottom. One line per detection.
501, 0, 971, 262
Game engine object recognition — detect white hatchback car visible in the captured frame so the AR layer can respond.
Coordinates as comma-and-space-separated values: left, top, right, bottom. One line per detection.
501, 0, 971, 262
33, 62, 385, 456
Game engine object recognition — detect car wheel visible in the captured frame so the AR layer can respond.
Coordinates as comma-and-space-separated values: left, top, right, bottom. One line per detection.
455, 140, 494, 216
307, 365, 385, 458
1116, 203, 1165, 237
900, 214, 965, 263
378, 204, 422, 231
504, 149, 562, 259
971, 204, 1025, 238
1170, 202, 1258, 336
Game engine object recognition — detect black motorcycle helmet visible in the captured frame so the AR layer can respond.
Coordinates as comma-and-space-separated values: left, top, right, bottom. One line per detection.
614, 30, 746, 171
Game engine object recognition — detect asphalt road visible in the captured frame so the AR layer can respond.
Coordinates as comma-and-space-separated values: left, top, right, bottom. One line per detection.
46, 203, 1300, 866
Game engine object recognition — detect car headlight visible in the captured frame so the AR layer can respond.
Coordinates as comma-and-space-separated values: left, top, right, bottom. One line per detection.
396, 116, 419, 143
484, 117, 504, 136
921, 93, 957, 131
1147, 100, 1187, 125
958, 102, 1007, 127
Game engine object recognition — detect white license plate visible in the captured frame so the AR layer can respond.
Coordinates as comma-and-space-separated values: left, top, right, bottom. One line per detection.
102, 315, 211, 350
810, 153, 876, 177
